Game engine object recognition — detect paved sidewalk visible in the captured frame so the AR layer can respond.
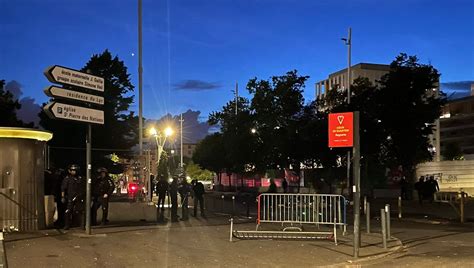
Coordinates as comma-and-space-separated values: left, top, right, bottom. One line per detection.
3, 215, 401, 268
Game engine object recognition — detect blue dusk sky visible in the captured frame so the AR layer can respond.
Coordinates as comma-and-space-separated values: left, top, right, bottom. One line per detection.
1, 0, 473, 121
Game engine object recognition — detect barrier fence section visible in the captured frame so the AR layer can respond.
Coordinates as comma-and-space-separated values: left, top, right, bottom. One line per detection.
257, 193, 347, 229
231, 193, 346, 245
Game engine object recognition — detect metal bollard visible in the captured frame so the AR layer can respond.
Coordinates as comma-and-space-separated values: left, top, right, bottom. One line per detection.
385, 204, 391, 240
398, 196, 402, 219
232, 196, 236, 216
460, 192, 465, 224
221, 195, 225, 213
246, 195, 250, 218
1, 231, 7, 268
381, 209, 387, 249
363, 196, 367, 215
366, 202, 371, 234
229, 218, 234, 242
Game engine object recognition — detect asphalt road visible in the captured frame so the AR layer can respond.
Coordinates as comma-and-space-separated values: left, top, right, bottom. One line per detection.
361, 220, 474, 267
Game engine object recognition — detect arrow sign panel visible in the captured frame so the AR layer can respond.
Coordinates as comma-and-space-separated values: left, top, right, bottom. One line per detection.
44, 65, 104, 92
44, 102, 104, 125
44, 86, 104, 105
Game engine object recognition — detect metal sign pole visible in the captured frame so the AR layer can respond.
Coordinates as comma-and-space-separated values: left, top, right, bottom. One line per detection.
353, 111, 361, 258
85, 124, 92, 235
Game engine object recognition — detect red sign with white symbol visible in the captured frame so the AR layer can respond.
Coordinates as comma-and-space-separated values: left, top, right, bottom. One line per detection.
328, 112, 354, 147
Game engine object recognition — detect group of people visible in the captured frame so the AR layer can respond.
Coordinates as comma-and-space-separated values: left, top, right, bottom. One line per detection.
45, 164, 115, 230
155, 175, 206, 222
414, 175, 440, 204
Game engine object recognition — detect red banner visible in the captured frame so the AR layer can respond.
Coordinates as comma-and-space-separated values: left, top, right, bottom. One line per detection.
328, 112, 354, 147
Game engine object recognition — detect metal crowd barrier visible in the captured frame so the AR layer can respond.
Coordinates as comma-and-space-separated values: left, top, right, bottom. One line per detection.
231, 193, 347, 245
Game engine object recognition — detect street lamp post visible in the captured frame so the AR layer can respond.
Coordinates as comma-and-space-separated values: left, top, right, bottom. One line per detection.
149, 127, 174, 197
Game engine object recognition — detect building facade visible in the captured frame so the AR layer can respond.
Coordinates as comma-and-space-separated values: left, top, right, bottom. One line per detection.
440, 88, 474, 160
315, 63, 390, 99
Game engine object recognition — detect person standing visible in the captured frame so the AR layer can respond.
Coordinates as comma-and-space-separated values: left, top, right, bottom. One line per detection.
400, 176, 409, 200
155, 177, 169, 222
192, 180, 205, 217
267, 178, 277, 193
169, 176, 179, 222
282, 178, 289, 193
61, 164, 85, 230
179, 177, 191, 221
51, 168, 66, 228
414, 176, 425, 205
428, 176, 439, 202
92, 168, 115, 225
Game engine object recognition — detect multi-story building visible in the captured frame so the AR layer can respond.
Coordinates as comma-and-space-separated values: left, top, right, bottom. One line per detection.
440, 85, 474, 160
315, 63, 390, 99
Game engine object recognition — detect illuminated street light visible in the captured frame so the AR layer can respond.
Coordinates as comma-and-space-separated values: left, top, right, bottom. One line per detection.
251, 128, 257, 134
149, 127, 157, 136
164, 127, 174, 137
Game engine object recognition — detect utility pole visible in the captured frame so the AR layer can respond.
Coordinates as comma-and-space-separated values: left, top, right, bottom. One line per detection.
180, 113, 184, 168
138, 0, 143, 156
235, 82, 238, 115
342, 27, 352, 197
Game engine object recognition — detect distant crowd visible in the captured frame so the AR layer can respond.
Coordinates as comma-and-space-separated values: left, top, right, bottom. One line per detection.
414, 175, 440, 204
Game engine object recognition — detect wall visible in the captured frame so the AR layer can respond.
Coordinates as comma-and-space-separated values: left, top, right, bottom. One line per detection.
416, 160, 474, 196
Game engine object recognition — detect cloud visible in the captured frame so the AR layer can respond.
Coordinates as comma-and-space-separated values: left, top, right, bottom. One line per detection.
5, 80, 41, 127
145, 110, 211, 144
174, 80, 221, 91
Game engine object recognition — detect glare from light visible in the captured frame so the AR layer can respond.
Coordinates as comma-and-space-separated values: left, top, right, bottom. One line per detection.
149, 127, 157, 136
164, 127, 174, 137
251, 128, 257, 134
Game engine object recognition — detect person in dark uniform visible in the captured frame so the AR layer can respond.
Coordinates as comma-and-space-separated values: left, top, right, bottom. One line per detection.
91, 168, 115, 225
155, 177, 169, 222
169, 176, 179, 222
53, 169, 66, 228
282, 178, 289, 193
179, 177, 191, 221
61, 164, 85, 230
192, 179, 205, 217
267, 178, 277, 193
415, 176, 425, 205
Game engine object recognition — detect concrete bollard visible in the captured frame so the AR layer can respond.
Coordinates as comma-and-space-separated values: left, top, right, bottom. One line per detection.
1, 231, 7, 268
385, 204, 391, 240
381, 209, 387, 249
366, 202, 371, 234
398, 196, 402, 219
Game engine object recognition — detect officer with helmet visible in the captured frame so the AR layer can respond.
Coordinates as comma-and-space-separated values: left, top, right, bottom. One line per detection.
91, 167, 115, 225
61, 164, 85, 230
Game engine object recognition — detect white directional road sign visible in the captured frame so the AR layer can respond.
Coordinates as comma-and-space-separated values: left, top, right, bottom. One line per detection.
44, 86, 104, 105
44, 65, 104, 92
44, 102, 104, 125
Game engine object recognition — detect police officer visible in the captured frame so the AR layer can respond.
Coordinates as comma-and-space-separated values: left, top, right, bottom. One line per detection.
61, 164, 85, 230
92, 168, 115, 225
169, 176, 179, 222
178, 176, 191, 221
192, 179, 205, 217
155, 177, 169, 222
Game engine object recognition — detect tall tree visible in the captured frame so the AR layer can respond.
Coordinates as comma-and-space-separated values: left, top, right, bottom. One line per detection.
247, 70, 309, 170
39, 50, 139, 170
375, 54, 446, 180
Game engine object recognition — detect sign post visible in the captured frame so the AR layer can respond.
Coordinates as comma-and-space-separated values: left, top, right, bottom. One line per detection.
328, 111, 361, 258
43, 66, 104, 236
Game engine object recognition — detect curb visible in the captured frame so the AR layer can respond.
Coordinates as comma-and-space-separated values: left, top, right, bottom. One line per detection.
326, 235, 404, 267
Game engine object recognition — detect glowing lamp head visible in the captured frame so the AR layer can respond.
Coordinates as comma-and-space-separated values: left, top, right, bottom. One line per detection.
149, 127, 157, 136
164, 127, 174, 137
